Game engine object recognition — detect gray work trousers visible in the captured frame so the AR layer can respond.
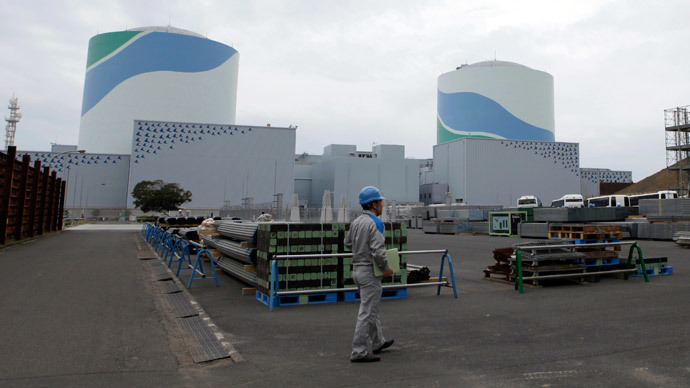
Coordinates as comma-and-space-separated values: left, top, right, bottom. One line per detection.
350, 265, 386, 359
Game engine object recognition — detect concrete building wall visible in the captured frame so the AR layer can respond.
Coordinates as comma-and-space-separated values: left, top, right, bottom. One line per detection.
303, 144, 420, 208
128, 120, 295, 209
293, 164, 312, 206
580, 168, 633, 198
16, 151, 130, 214
433, 138, 580, 207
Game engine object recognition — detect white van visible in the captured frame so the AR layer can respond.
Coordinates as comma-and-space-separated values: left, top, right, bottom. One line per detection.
551, 194, 584, 208
517, 195, 542, 208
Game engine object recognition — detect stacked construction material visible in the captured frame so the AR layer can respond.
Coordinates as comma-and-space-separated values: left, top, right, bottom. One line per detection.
216, 221, 258, 241
639, 198, 690, 222
549, 224, 623, 270
202, 220, 259, 286
626, 257, 673, 277
254, 223, 344, 295
548, 224, 622, 241
518, 222, 550, 238
534, 207, 638, 222
473, 222, 489, 235
483, 247, 514, 281
674, 231, 690, 247
510, 241, 590, 285
159, 216, 207, 226
637, 222, 690, 240
422, 221, 440, 234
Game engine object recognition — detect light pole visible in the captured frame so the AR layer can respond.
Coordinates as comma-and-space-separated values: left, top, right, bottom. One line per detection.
83, 183, 105, 220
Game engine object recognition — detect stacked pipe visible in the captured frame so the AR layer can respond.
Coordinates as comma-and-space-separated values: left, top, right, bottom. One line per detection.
215, 257, 256, 285
215, 220, 258, 241
210, 238, 256, 265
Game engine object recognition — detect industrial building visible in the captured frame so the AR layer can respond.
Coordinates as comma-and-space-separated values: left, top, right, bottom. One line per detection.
580, 168, 633, 198
426, 60, 631, 206
294, 144, 422, 209
433, 138, 581, 206
14, 30, 637, 217
17, 27, 293, 219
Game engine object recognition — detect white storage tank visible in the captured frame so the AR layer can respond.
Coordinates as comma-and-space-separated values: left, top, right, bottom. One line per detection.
437, 60, 554, 144
78, 26, 239, 154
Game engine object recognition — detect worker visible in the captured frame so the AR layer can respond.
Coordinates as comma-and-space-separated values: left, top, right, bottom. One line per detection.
346, 186, 395, 363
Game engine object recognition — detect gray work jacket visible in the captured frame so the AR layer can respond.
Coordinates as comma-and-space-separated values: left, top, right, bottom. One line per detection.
345, 210, 391, 273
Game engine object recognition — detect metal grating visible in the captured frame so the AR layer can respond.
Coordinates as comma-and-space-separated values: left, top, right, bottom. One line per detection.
162, 281, 182, 294
137, 249, 157, 260
177, 315, 230, 363
165, 292, 199, 318
150, 262, 173, 281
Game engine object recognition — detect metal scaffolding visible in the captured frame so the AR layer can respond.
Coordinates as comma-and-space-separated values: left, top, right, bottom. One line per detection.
4, 97, 22, 149
665, 105, 690, 197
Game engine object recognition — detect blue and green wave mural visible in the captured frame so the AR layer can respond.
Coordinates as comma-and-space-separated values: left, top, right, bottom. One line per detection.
437, 90, 554, 144
81, 31, 237, 116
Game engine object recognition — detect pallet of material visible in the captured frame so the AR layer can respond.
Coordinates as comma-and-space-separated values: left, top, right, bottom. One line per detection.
423, 220, 440, 234
253, 222, 409, 296
483, 247, 514, 281
518, 222, 550, 238
548, 224, 622, 240
637, 222, 690, 240
673, 231, 690, 247
534, 207, 639, 222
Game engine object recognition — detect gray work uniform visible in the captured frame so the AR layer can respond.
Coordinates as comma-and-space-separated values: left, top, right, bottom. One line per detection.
345, 210, 391, 360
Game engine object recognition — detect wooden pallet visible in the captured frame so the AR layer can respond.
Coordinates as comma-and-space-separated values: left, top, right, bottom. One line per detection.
548, 231, 623, 240
549, 224, 621, 233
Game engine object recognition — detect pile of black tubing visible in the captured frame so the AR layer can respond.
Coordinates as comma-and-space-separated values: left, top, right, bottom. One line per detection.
158, 216, 212, 226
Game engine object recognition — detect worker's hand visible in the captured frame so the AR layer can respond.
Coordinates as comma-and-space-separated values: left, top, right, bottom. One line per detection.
383, 268, 394, 277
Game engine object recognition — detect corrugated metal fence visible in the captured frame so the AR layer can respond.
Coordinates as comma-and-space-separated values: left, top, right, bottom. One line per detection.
0, 146, 66, 244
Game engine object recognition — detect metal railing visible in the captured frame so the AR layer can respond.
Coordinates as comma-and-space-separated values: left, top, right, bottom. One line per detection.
264, 249, 457, 311
513, 241, 649, 294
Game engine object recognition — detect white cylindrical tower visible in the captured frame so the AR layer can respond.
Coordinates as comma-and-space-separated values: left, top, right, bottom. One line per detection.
437, 60, 554, 144
78, 26, 239, 154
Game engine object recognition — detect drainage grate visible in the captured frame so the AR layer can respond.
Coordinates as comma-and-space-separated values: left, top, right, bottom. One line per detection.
165, 292, 199, 318
150, 263, 173, 281
137, 249, 157, 260
162, 281, 182, 294
177, 315, 231, 363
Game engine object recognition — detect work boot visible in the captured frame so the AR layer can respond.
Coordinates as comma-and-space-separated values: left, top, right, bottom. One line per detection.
350, 354, 380, 363
373, 339, 394, 354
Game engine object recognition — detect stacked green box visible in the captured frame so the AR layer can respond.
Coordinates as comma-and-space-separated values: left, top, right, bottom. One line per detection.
255, 221, 409, 295
255, 222, 345, 295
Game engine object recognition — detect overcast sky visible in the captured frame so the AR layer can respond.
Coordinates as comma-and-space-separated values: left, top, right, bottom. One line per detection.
2, 0, 689, 181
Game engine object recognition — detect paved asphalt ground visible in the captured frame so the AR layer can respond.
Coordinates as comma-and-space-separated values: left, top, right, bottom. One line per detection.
0, 223, 688, 387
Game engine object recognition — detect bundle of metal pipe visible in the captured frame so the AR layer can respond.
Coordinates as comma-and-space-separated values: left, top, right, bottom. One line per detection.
216, 257, 256, 285
215, 220, 258, 241
211, 238, 256, 264
200, 234, 217, 248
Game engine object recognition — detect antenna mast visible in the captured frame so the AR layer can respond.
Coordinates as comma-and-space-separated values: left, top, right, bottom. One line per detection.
5, 96, 22, 149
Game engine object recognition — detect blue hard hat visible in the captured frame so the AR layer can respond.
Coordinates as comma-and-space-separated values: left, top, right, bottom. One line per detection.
359, 186, 385, 205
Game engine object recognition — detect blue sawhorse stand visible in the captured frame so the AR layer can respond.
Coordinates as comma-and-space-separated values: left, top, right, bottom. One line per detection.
437, 250, 458, 298
187, 248, 220, 289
